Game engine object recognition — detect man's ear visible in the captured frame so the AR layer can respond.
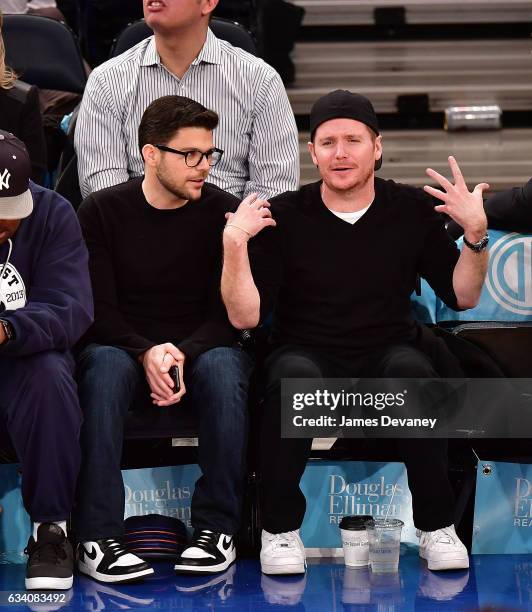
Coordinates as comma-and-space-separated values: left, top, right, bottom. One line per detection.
308, 141, 318, 168
202, 0, 219, 18
142, 144, 158, 166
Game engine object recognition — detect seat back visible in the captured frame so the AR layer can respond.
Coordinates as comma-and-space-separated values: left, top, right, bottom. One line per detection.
453, 323, 532, 378
2, 14, 86, 93
110, 16, 257, 58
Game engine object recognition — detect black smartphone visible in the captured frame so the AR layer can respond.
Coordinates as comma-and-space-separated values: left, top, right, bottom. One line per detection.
169, 365, 181, 393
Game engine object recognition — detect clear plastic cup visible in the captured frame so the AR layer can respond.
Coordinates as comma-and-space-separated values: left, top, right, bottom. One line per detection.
339, 515, 373, 567
365, 518, 404, 573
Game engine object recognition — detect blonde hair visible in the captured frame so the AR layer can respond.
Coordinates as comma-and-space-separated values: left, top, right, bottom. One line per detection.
0, 11, 17, 89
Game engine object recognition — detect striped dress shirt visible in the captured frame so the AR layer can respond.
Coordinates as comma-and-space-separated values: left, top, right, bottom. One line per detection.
75, 29, 300, 199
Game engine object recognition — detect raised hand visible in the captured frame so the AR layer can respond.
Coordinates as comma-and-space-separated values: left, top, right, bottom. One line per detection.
424, 156, 488, 239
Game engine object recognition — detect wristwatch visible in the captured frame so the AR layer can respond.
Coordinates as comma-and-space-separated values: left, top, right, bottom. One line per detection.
0, 319, 15, 345
463, 233, 489, 253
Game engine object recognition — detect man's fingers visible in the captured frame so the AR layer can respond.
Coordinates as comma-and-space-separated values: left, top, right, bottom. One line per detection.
474, 182, 490, 195
448, 156, 467, 188
262, 218, 277, 228
434, 204, 448, 214
240, 192, 259, 208
163, 343, 184, 363
160, 352, 174, 373
149, 377, 173, 399
225, 212, 234, 220
423, 185, 448, 202
154, 386, 187, 407
425, 168, 453, 192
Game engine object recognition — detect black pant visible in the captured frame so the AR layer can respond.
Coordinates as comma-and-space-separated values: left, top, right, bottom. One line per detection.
0, 351, 82, 522
259, 343, 458, 533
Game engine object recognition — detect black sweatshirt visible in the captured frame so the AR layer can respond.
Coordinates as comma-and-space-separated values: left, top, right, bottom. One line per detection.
249, 178, 461, 358
77, 177, 239, 359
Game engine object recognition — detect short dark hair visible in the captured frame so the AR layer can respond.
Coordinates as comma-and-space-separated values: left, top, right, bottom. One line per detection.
138, 95, 218, 154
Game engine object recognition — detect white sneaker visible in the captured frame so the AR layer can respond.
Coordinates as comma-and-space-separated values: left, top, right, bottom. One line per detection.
260, 530, 306, 575
417, 525, 469, 571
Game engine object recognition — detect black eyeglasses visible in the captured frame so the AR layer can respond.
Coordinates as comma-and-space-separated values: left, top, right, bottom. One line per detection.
154, 144, 224, 167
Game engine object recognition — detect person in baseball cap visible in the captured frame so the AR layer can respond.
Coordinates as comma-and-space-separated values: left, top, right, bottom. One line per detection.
0, 131, 93, 590
222, 89, 490, 576
0, 130, 33, 223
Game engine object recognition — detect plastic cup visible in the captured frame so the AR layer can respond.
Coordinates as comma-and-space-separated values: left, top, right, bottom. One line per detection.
339, 515, 373, 567
365, 518, 404, 573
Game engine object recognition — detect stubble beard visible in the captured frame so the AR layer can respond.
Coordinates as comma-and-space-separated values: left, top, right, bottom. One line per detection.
325, 163, 375, 197
156, 168, 203, 202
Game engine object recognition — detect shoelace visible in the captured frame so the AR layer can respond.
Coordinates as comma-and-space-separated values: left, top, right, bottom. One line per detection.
191, 530, 219, 551
419, 527, 456, 547
431, 528, 456, 544
268, 532, 299, 552
100, 538, 128, 558
25, 539, 67, 565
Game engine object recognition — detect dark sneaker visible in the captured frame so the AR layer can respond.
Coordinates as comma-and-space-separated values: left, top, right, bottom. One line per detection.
25, 523, 74, 590
174, 530, 235, 574
77, 538, 154, 583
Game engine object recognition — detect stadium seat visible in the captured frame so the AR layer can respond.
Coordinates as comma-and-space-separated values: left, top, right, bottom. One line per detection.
1, 14, 86, 94
434, 230, 532, 376
110, 16, 257, 58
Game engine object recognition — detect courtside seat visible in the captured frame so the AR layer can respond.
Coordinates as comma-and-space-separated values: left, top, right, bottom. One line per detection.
435, 230, 532, 376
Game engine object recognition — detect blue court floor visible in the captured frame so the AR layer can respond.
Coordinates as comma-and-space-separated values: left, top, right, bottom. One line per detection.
0, 548, 531, 611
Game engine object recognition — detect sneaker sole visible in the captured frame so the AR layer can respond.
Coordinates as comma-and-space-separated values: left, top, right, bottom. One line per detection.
420, 551, 470, 571
25, 576, 73, 590
78, 561, 154, 584
261, 562, 306, 575
174, 557, 235, 575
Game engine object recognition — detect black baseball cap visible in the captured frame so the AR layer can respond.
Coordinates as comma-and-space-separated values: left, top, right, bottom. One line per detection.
0, 131, 33, 220
310, 90, 380, 139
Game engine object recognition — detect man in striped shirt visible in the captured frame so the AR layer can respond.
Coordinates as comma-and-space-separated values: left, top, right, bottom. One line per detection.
75, 0, 300, 199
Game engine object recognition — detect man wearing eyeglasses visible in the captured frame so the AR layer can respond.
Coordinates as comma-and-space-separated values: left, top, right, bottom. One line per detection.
73, 95, 252, 582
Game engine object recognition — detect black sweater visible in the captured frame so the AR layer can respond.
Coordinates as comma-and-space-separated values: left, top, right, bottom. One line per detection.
77, 177, 239, 359
250, 178, 461, 358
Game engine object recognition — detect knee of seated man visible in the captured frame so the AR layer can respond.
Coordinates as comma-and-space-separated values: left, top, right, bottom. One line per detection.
379, 346, 436, 378
265, 351, 324, 390
77, 344, 138, 381
23, 350, 73, 383
193, 346, 252, 383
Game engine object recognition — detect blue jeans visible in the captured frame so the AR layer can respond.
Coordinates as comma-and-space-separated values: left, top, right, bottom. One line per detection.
73, 345, 253, 541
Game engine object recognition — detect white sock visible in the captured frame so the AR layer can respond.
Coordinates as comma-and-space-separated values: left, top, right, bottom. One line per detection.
33, 521, 67, 540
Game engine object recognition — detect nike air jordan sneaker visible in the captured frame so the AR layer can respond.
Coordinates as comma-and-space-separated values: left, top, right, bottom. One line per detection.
174, 530, 236, 574
77, 538, 154, 583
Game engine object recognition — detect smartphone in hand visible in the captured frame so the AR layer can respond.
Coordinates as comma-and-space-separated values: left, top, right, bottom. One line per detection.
169, 365, 181, 392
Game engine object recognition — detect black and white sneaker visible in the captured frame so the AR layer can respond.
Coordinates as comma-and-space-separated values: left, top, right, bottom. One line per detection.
174, 530, 235, 574
25, 523, 74, 590
77, 538, 154, 583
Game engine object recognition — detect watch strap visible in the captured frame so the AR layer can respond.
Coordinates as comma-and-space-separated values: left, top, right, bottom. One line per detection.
0, 319, 15, 344
463, 233, 489, 253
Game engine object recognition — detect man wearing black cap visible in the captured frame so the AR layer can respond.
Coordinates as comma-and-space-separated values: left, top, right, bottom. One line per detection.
221, 90, 490, 574
0, 131, 93, 588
